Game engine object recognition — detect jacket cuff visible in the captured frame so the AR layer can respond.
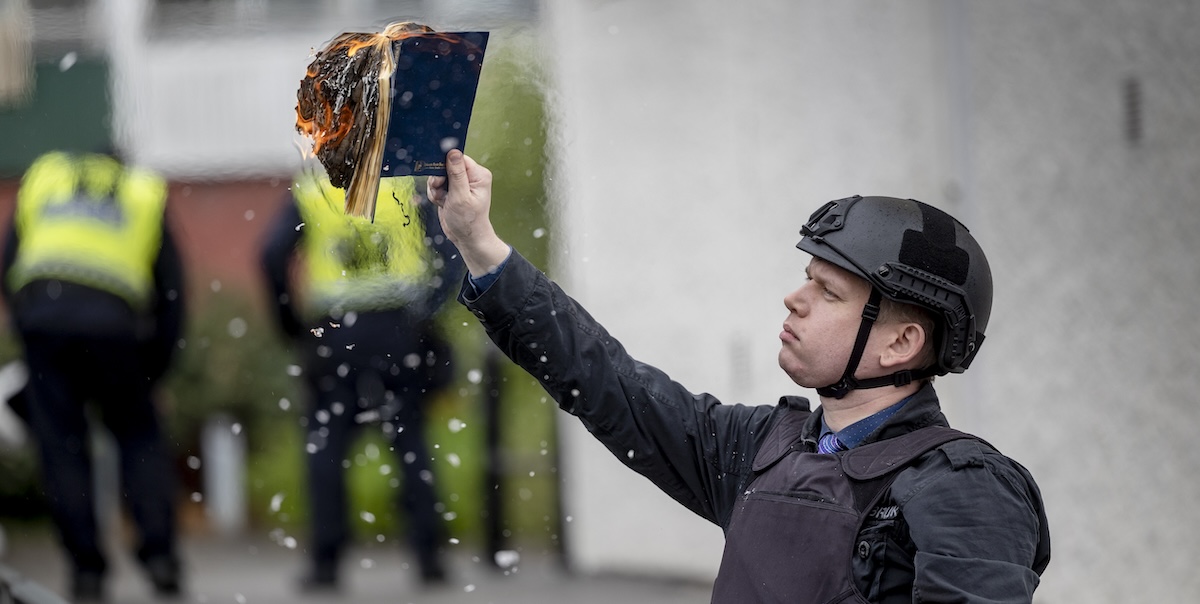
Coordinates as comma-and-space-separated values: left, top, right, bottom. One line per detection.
458, 249, 541, 329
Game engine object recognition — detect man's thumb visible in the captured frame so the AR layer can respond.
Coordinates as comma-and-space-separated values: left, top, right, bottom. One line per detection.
446, 149, 468, 191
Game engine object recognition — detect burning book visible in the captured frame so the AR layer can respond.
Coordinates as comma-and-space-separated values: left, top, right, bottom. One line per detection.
295, 21, 489, 220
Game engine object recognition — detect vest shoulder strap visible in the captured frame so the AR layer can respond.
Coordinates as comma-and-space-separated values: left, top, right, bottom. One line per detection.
841, 426, 986, 480
842, 426, 988, 516
751, 396, 813, 472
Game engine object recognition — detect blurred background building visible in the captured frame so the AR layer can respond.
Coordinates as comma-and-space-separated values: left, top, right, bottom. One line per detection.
2, 1, 1199, 603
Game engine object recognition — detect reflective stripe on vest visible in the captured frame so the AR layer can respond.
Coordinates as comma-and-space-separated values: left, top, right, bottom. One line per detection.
293, 172, 432, 315
8, 152, 166, 309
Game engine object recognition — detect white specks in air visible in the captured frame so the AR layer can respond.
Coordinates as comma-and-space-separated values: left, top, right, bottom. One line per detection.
228, 317, 247, 338
59, 52, 77, 71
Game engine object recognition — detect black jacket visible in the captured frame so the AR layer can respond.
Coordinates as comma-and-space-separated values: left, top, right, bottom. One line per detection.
0, 217, 185, 382
461, 250, 1050, 603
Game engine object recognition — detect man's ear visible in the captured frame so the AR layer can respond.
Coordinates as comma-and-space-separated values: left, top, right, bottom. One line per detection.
878, 322, 928, 369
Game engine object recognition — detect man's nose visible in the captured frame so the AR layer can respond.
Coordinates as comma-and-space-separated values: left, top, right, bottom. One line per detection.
784, 287, 809, 316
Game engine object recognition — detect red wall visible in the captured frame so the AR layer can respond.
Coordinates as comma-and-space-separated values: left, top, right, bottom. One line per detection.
0, 177, 293, 320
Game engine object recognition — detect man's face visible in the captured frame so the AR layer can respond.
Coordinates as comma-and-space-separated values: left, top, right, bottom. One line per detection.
778, 257, 873, 388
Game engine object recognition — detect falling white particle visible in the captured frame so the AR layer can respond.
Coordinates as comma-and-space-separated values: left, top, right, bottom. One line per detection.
533, 228, 546, 238
228, 318, 248, 338
360, 511, 376, 524
59, 52, 77, 71
464, 584, 476, 593
448, 418, 466, 433
447, 453, 461, 468
269, 493, 285, 513
279, 397, 291, 410
494, 550, 520, 569
467, 369, 483, 384
287, 365, 303, 376
449, 538, 460, 545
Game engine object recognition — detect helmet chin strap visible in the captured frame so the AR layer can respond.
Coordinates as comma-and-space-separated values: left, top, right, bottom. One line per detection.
816, 288, 936, 399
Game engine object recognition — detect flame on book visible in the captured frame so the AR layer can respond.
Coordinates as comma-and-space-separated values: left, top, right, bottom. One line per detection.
295, 21, 451, 221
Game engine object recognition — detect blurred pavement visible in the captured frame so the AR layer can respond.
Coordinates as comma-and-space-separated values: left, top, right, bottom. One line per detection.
0, 524, 714, 604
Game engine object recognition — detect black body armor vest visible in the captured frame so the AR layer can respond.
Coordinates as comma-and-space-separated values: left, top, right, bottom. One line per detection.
711, 408, 976, 604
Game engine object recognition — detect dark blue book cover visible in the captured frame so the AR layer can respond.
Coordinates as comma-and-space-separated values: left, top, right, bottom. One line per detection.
381, 31, 489, 177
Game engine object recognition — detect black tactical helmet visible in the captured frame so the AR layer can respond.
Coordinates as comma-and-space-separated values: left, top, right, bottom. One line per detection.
797, 195, 993, 381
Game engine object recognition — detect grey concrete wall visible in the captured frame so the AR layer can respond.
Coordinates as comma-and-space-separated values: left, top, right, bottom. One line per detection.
542, 0, 1200, 601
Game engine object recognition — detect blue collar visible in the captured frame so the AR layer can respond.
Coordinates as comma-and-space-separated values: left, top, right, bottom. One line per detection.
820, 394, 915, 450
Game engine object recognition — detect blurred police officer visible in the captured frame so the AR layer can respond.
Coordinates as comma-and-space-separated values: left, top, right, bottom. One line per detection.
1, 151, 186, 602
260, 170, 462, 592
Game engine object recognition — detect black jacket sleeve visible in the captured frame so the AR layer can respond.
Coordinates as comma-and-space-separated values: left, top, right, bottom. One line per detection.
1, 218, 19, 305
147, 217, 185, 380
418, 199, 465, 319
259, 196, 306, 339
460, 250, 778, 527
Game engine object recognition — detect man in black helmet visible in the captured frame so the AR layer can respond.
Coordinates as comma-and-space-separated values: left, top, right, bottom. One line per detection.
427, 150, 1051, 603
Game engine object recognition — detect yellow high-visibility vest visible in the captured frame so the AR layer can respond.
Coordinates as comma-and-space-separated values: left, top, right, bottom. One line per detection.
8, 152, 166, 309
292, 171, 433, 316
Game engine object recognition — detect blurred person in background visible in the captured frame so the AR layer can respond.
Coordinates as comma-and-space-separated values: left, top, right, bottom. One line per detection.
427, 150, 1051, 603
1, 150, 186, 602
259, 170, 463, 593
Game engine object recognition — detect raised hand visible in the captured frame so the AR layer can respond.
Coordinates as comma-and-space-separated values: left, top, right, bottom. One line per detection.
426, 150, 511, 277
